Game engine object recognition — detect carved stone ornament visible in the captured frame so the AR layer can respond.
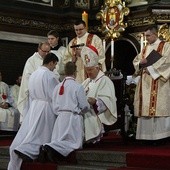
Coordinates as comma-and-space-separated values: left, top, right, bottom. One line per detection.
96, 0, 130, 40
0, 15, 73, 32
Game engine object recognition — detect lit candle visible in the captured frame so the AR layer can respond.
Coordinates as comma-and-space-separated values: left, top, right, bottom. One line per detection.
103, 39, 106, 53
111, 39, 114, 69
140, 33, 144, 52
144, 35, 147, 46
82, 11, 88, 31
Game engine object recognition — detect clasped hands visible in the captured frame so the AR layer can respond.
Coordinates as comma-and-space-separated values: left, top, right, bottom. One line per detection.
72, 48, 81, 63
0, 102, 9, 109
88, 97, 96, 105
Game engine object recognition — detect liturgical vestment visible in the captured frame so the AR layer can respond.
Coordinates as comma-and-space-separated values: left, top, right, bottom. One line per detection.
8, 66, 59, 170
82, 70, 117, 142
64, 32, 106, 83
133, 39, 170, 140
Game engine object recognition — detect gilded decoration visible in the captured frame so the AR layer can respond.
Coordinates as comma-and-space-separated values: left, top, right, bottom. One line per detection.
155, 14, 170, 23
64, 0, 70, 6
0, 14, 101, 33
60, 0, 70, 7
0, 15, 72, 31
127, 8, 170, 27
158, 23, 170, 42
152, 9, 170, 23
57, 0, 70, 8
92, 0, 100, 8
96, 0, 130, 40
127, 16, 155, 27
75, 0, 89, 9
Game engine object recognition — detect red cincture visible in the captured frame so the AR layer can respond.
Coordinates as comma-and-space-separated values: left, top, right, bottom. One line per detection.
59, 78, 75, 95
139, 41, 165, 117
2, 93, 7, 100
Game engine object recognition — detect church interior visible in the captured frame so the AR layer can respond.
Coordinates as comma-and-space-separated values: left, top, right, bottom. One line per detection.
0, 0, 170, 170
0, 0, 170, 85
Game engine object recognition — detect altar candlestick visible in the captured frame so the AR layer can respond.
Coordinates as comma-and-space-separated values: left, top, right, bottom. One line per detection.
144, 35, 147, 46
82, 11, 88, 31
140, 33, 144, 52
103, 39, 106, 53
111, 39, 114, 69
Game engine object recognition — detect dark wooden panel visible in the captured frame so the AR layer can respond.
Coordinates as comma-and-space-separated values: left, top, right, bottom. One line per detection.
0, 40, 37, 85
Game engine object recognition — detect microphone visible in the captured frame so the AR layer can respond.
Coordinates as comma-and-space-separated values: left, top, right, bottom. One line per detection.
70, 43, 85, 48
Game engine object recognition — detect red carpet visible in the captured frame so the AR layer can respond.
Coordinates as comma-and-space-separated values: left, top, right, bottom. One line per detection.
1, 131, 170, 170
0, 130, 16, 146
127, 152, 170, 169
21, 162, 58, 170
83, 132, 170, 170
0, 138, 13, 146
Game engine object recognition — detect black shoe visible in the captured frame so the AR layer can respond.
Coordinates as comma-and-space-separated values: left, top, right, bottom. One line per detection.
44, 145, 66, 163
37, 145, 48, 163
14, 149, 33, 162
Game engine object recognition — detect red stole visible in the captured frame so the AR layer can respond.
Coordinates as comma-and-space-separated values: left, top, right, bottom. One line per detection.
139, 41, 165, 117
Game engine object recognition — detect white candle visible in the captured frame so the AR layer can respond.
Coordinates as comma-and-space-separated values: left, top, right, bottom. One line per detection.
111, 39, 114, 69
140, 33, 144, 52
111, 39, 114, 57
103, 39, 106, 53
144, 35, 147, 46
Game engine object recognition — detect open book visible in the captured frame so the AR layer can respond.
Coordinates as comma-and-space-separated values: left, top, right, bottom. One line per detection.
140, 50, 162, 68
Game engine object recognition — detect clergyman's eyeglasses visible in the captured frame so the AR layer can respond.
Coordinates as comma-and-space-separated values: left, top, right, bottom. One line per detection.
40, 48, 50, 53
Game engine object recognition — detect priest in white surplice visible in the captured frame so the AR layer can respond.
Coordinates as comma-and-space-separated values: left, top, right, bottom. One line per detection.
39, 61, 90, 163
81, 45, 117, 142
133, 25, 170, 141
10, 75, 22, 110
47, 30, 66, 81
17, 42, 60, 123
8, 53, 59, 170
63, 20, 106, 83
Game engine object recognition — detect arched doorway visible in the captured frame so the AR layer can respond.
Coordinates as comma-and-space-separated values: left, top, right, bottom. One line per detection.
105, 34, 140, 75
104, 35, 140, 135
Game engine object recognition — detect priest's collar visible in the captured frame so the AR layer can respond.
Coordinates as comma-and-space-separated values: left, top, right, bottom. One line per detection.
77, 32, 88, 40
51, 45, 60, 50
